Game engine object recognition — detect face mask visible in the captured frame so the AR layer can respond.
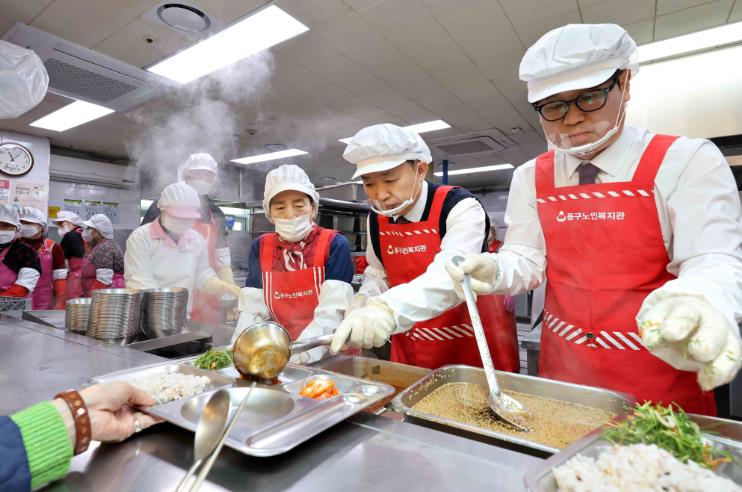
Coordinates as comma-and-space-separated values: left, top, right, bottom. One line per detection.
274, 214, 313, 242
545, 77, 628, 157
368, 169, 422, 218
58, 224, 72, 237
0, 230, 16, 245
186, 179, 214, 196
82, 229, 93, 242
20, 224, 41, 238
161, 215, 193, 235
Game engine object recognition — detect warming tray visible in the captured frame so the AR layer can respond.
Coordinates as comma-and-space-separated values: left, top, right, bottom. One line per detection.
524, 427, 742, 491
391, 365, 635, 455
89, 362, 394, 457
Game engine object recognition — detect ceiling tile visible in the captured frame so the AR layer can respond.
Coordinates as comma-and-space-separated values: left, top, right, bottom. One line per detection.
330, 96, 382, 115
389, 22, 472, 74
420, 0, 492, 20
359, 0, 436, 37
93, 17, 189, 68
623, 18, 655, 44
342, 37, 407, 71
360, 87, 424, 116
656, 0, 719, 15
31, 0, 156, 48
274, 0, 354, 29
731, 0, 742, 21
315, 12, 385, 53
654, 0, 733, 40
271, 32, 342, 67
581, 0, 656, 25
512, 9, 582, 46
307, 54, 391, 95
344, 0, 385, 11
371, 61, 450, 100
499, 0, 577, 26
0, 0, 54, 36
414, 92, 490, 131
192, 0, 267, 24
440, 2, 525, 83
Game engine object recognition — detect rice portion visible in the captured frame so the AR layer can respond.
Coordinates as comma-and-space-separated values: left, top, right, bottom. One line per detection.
554, 443, 741, 492
131, 373, 210, 405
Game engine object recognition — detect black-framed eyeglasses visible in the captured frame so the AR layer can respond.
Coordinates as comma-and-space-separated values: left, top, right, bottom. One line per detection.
533, 73, 620, 121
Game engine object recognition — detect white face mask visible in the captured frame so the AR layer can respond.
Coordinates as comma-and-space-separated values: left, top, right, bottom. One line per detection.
545, 77, 628, 158
274, 214, 313, 242
186, 179, 214, 196
161, 214, 194, 235
367, 170, 422, 218
0, 230, 16, 245
20, 224, 41, 238
58, 224, 73, 237
82, 229, 93, 242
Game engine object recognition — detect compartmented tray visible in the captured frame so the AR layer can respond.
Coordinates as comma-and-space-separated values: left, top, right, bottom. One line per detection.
391, 365, 635, 455
89, 361, 394, 457
524, 428, 742, 491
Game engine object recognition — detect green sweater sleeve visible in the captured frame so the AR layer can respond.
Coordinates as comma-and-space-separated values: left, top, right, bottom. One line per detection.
11, 401, 73, 489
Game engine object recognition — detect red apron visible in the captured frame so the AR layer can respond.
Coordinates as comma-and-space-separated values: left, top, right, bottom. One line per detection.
535, 134, 716, 415
81, 240, 125, 297
190, 212, 221, 324
65, 227, 85, 299
30, 238, 54, 309
259, 228, 335, 340
0, 243, 18, 291
379, 185, 520, 371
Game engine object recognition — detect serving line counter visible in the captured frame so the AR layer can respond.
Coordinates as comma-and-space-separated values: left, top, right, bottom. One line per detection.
4, 315, 542, 492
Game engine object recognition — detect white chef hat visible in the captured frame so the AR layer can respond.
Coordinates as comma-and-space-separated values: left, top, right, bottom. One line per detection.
0, 205, 20, 228
343, 123, 432, 180
177, 152, 218, 182
19, 207, 48, 232
0, 40, 49, 119
82, 213, 114, 239
52, 210, 82, 227
519, 23, 639, 103
158, 182, 202, 219
263, 164, 319, 219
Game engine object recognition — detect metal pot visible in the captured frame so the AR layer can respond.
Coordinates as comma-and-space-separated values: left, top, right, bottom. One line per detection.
232, 321, 333, 380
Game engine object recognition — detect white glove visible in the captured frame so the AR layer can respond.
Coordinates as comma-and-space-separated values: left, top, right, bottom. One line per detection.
638, 295, 742, 391
329, 299, 396, 354
231, 287, 270, 343
345, 293, 369, 317
445, 253, 499, 297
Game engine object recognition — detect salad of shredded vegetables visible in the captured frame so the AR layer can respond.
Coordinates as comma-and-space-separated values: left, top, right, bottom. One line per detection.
194, 349, 233, 371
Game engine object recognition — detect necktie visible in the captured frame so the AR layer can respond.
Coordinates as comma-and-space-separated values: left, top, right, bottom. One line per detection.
394, 216, 410, 224
578, 162, 600, 185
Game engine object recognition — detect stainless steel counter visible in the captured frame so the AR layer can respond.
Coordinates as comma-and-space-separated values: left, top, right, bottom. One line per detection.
4, 315, 542, 491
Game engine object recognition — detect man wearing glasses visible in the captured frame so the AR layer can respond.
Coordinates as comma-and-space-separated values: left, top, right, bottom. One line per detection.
446, 23, 742, 415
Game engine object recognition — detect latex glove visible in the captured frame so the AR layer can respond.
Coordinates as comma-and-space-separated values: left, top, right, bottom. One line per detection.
445, 253, 499, 297
216, 266, 237, 286
638, 296, 742, 391
53, 382, 162, 444
345, 293, 369, 317
232, 287, 270, 343
330, 299, 396, 354
202, 276, 241, 299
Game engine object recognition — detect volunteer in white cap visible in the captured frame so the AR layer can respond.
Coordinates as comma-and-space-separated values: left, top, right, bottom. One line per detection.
142, 152, 237, 323
0, 205, 41, 298
125, 183, 240, 315
19, 207, 68, 309
446, 23, 742, 415
51, 210, 86, 300
329, 124, 519, 371
232, 165, 354, 364
80, 214, 125, 297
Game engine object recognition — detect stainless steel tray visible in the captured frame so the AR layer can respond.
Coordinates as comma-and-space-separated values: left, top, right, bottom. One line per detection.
90, 362, 394, 457
391, 365, 635, 454
524, 428, 742, 491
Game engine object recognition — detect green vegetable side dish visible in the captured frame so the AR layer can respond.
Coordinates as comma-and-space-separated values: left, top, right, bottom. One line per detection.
603, 402, 732, 470
194, 349, 233, 370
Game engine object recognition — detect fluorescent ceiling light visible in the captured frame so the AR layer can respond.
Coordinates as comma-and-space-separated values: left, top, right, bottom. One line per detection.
29, 100, 114, 132
339, 119, 451, 144
148, 5, 309, 83
231, 148, 308, 165
434, 163, 513, 177
638, 20, 742, 63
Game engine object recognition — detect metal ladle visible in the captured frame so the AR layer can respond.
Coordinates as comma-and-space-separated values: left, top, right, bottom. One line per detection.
232, 321, 334, 380
452, 256, 531, 432
174, 389, 230, 492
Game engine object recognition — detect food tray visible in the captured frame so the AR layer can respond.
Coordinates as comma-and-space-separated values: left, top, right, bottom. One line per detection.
391, 365, 635, 455
180, 349, 315, 386
89, 363, 394, 457
524, 428, 742, 491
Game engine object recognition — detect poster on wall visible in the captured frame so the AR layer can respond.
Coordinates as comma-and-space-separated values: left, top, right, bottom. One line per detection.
63, 199, 83, 217
12, 181, 47, 211
0, 131, 50, 215
0, 180, 10, 205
